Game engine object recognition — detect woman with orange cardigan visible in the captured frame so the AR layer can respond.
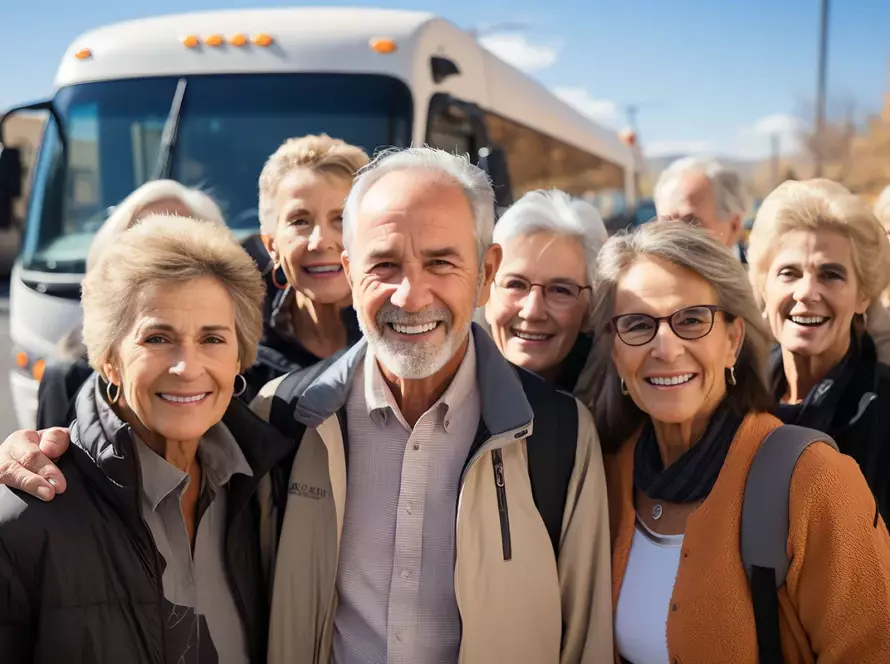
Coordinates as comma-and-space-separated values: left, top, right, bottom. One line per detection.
579, 220, 890, 663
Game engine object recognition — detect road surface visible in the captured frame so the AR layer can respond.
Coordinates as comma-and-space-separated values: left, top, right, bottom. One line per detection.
0, 282, 14, 437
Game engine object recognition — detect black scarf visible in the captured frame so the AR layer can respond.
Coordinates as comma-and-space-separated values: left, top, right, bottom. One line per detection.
633, 401, 744, 503
555, 333, 594, 393
772, 332, 859, 435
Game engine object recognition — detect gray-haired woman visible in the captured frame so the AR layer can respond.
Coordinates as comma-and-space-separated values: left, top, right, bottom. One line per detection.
581, 220, 890, 662
484, 189, 606, 393
0, 215, 295, 663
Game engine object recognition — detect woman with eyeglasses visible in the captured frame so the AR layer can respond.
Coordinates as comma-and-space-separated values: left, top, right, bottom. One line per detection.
484, 189, 607, 393
578, 220, 890, 663
748, 179, 890, 519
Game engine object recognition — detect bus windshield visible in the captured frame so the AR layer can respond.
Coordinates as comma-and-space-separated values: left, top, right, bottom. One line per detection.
21, 73, 413, 274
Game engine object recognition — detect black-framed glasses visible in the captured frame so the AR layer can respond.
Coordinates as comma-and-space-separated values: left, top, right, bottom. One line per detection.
494, 276, 592, 310
609, 305, 725, 346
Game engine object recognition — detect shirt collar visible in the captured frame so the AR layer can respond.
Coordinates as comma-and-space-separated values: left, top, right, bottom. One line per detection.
364, 328, 478, 432
133, 422, 253, 512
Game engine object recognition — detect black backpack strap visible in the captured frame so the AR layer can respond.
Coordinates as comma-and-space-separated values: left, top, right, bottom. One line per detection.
267, 353, 345, 534
518, 370, 579, 558
741, 424, 838, 664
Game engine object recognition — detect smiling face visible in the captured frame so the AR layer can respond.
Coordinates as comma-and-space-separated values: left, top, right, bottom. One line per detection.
262, 168, 352, 304
763, 227, 870, 363
343, 169, 500, 380
103, 276, 241, 445
611, 256, 743, 429
485, 231, 591, 377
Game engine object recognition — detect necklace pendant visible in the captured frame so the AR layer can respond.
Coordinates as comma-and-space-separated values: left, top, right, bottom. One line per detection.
652, 504, 663, 521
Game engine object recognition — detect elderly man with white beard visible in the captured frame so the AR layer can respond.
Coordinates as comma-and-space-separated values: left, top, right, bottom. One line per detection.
255, 147, 613, 664
0, 148, 613, 664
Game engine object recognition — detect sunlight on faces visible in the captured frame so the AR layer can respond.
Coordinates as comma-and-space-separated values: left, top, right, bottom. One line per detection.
102, 276, 241, 446
611, 257, 743, 429
344, 169, 499, 379
486, 232, 590, 377
261, 168, 352, 304
763, 228, 870, 361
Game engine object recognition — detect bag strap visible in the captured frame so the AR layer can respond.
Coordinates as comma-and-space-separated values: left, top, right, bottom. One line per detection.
741, 424, 838, 664
518, 370, 579, 557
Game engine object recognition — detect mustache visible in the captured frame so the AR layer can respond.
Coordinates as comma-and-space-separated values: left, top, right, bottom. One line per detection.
376, 303, 452, 327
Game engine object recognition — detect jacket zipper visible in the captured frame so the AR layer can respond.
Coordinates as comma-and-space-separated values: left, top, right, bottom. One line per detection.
491, 449, 512, 561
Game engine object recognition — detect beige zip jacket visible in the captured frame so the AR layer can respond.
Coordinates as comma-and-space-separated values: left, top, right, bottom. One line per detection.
252, 326, 613, 664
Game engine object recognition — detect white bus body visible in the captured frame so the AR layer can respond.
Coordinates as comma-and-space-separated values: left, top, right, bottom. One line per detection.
6, 7, 635, 428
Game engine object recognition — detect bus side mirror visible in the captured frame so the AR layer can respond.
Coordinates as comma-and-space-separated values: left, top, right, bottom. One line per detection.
478, 147, 513, 209
0, 146, 22, 230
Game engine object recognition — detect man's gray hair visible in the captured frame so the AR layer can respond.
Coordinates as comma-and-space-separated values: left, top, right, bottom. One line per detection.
493, 189, 608, 285
342, 147, 495, 260
654, 156, 752, 222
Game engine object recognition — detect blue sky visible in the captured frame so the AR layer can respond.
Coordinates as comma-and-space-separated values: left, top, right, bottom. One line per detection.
3, 0, 888, 160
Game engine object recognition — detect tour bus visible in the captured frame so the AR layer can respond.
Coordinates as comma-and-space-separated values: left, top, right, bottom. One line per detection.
0, 7, 636, 428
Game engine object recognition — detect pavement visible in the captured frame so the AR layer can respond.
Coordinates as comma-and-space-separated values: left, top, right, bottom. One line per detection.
0, 281, 14, 437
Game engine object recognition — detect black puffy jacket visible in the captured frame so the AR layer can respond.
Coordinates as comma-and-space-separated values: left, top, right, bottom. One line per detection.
0, 375, 296, 663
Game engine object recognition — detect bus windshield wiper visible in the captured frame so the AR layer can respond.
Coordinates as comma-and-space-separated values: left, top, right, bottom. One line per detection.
152, 77, 187, 180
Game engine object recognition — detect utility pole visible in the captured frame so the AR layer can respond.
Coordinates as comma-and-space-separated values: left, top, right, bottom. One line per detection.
771, 133, 781, 187
815, 0, 830, 177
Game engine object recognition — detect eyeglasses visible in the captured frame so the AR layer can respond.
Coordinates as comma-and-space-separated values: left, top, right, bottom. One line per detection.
609, 305, 725, 346
494, 276, 591, 310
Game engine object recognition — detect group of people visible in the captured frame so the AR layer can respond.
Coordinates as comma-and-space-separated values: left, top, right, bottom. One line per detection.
0, 134, 888, 664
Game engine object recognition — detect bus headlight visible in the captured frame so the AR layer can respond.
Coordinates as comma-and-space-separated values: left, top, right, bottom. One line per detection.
12, 346, 46, 382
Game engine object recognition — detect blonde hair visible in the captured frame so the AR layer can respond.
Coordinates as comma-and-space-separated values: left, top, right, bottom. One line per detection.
258, 134, 369, 234
86, 180, 226, 272
580, 220, 772, 451
747, 179, 890, 308
81, 215, 265, 376
875, 184, 890, 227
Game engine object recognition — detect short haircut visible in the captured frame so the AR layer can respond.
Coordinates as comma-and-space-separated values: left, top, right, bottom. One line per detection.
258, 134, 369, 235
342, 146, 495, 262
493, 189, 608, 285
86, 179, 225, 273
654, 156, 752, 222
747, 178, 890, 307
81, 215, 265, 375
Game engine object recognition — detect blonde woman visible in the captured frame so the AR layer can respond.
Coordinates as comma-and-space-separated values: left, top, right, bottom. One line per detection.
748, 178, 890, 518
246, 134, 369, 401
0, 215, 296, 663
35, 181, 226, 429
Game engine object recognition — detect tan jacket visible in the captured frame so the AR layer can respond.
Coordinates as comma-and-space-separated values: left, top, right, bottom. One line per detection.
252, 329, 614, 664
606, 411, 890, 663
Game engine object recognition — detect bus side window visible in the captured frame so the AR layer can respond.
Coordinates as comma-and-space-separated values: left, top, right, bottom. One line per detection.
426, 102, 478, 162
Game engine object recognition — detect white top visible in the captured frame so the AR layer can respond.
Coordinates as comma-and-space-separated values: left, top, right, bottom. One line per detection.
615, 517, 684, 664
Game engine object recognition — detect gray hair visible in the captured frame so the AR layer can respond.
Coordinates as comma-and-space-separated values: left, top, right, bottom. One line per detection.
654, 157, 752, 222
493, 189, 608, 286
342, 147, 495, 261
579, 220, 773, 451
87, 180, 226, 272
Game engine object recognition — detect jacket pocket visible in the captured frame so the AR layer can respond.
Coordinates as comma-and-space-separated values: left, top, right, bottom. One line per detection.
491, 449, 512, 561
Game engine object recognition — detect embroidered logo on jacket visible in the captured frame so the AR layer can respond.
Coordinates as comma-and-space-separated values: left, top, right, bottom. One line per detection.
289, 482, 328, 499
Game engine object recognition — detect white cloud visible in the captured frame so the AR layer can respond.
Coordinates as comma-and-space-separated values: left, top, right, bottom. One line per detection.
751, 113, 804, 137
644, 140, 714, 158
553, 87, 620, 126
478, 33, 560, 72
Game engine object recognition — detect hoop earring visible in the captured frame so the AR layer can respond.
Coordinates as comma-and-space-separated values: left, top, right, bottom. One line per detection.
620, 378, 629, 396
271, 264, 287, 291
106, 381, 121, 405
233, 374, 247, 398
728, 366, 737, 386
